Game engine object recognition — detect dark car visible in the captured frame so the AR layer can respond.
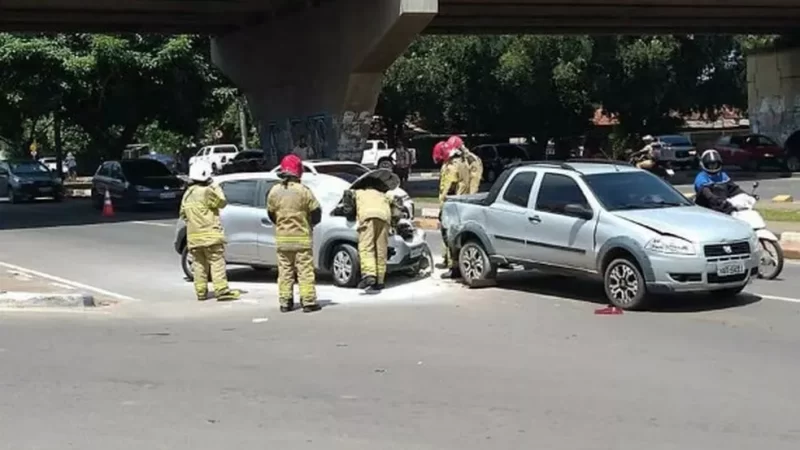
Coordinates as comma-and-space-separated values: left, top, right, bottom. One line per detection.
713, 134, 786, 171
0, 159, 64, 203
472, 143, 530, 183
91, 159, 185, 210
219, 149, 266, 174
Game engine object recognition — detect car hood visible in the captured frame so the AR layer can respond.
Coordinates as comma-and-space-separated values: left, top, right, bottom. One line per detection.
130, 176, 183, 189
613, 206, 753, 242
350, 169, 400, 192
14, 173, 56, 182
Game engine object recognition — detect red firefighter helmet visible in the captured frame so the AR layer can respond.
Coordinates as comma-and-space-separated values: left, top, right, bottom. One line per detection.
432, 141, 450, 165
446, 135, 464, 150
279, 154, 303, 178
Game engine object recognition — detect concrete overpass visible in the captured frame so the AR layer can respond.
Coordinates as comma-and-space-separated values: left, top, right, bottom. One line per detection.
3, 0, 800, 162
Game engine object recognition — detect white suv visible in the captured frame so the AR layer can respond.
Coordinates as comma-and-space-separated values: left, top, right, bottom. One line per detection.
189, 145, 239, 173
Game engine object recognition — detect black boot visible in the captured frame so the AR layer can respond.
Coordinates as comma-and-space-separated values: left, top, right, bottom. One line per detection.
302, 304, 321, 313
279, 300, 295, 313
357, 275, 377, 290
365, 284, 384, 295
440, 268, 461, 280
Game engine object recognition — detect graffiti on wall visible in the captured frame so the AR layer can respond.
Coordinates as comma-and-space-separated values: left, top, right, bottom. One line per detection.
263, 111, 373, 162
750, 94, 800, 144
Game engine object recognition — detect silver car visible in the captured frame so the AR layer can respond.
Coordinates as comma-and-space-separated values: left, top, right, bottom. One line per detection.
173, 172, 432, 287
440, 160, 760, 310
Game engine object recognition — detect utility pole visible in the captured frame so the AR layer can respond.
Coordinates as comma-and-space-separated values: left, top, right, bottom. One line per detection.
54, 113, 63, 177
238, 96, 248, 150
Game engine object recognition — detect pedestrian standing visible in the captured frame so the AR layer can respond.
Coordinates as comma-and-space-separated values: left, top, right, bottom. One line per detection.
390, 139, 413, 187
266, 154, 322, 313
180, 161, 241, 302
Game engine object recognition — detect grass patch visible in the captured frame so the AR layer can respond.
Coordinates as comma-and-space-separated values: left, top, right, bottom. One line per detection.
757, 208, 800, 223
412, 196, 439, 205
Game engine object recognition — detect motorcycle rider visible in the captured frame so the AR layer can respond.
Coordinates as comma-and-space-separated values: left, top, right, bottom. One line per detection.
693, 149, 746, 214
632, 135, 659, 170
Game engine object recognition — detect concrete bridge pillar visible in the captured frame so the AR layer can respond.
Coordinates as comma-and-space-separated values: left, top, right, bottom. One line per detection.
212, 0, 437, 166
747, 47, 800, 148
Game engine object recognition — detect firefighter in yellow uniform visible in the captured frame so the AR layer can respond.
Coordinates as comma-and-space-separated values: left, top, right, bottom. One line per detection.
180, 161, 240, 302
266, 154, 322, 313
436, 143, 470, 279
447, 135, 482, 194
333, 170, 402, 294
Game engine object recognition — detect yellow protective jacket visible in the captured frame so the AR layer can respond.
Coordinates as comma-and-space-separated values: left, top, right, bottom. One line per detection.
438, 158, 470, 203
333, 189, 402, 225
354, 189, 391, 224
266, 179, 321, 250
463, 148, 483, 193
180, 183, 227, 250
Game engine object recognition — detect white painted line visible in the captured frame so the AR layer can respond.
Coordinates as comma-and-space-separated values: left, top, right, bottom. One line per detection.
754, 293, 800, 304
0, 261, 138, 302
131, 221, 173, 228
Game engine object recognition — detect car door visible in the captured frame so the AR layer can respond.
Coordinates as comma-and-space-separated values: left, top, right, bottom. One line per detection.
756, 135, 783, 158
530, 172, 596, 270
218, 179, 262, 264
255, 179, 279, 265
0, 162, 9, 198
485, 169, 538, 261
107, 162, 128, 201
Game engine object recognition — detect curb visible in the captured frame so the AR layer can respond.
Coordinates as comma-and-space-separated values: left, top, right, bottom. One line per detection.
0, 291, 96, 308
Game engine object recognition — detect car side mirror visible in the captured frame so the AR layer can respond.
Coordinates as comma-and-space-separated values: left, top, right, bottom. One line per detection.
564, 203, 593, 220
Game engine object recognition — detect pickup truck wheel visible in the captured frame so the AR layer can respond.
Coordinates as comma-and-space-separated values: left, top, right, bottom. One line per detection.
458, 241, 497, 288
331, 243, 360, 288
603, 258, 648, 310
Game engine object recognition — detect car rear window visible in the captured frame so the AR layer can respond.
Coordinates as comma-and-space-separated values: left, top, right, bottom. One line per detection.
314, 163, 369, 178
10, 161, 50, 174
214, 146, 238, 154
121, 159, 173, 178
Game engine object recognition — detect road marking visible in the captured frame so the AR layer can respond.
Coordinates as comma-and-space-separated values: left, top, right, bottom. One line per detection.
0, 261, 138, 302
131, 221, 173, 228
754, 293, 800, 304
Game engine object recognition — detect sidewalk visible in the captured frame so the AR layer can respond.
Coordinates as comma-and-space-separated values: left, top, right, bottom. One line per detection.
0, 267, 114, 308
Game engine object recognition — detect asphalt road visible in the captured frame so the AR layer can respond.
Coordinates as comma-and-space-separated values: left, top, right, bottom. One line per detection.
2, 198, 800, 448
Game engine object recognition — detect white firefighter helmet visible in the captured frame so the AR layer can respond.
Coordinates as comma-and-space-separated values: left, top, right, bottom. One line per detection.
189, 160, 213, 182
642, 135, 655, 143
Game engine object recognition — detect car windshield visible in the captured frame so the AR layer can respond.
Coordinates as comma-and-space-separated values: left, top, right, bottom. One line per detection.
121, 159, 173, 179
10, 161, 50, 174
584, 171, 692, 211
314, 163, 369, 181
234, 150, 263, 161
658, 135, 692, 146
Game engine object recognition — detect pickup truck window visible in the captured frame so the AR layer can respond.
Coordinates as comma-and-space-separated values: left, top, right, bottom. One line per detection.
502, 171, 537, 207
583, 171, 691, 211
535, 173, 589, 214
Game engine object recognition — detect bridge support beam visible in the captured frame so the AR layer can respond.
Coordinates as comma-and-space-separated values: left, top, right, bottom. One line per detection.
212, 0, 437, 165
748, 47, 800, 147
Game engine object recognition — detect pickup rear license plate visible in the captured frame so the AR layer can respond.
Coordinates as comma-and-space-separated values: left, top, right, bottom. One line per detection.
717, 261, 745, 277
160, 192, 176, 199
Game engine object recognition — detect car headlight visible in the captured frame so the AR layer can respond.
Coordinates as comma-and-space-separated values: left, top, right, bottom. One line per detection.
749, 233, 760, 252
645, 236, 696, 256
764, 153, 774, 158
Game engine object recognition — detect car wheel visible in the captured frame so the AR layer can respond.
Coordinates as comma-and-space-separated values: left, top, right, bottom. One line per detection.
377, 159, 393, 170
458, 241, 497, 288
758, 238, 784, 280
181, 246, 194, 281
330, 243, 360, 288
709, 285, 746, 299
786, 156, 800, 173
8, 187, 18, 204
603, 257, 648, 310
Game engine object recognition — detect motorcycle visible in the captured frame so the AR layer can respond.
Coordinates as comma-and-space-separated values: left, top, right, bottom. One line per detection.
728, 182, 784, 280
628, 145, 675, 180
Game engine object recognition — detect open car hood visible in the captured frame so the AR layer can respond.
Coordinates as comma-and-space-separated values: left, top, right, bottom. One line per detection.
349, 168, 400, 192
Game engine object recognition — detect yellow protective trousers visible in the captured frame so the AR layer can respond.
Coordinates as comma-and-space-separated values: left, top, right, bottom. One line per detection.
358, 218, 389, 284
277, 248, 317, 307
190, 244, 230, 299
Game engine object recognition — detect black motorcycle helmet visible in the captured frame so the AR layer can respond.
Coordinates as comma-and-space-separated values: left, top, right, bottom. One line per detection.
699, 149, 723, 174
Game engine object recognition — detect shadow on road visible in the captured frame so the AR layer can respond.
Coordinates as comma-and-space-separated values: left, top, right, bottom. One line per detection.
215, 266, 430, 290
0, 198, 179, 231
492, 270, 761, 313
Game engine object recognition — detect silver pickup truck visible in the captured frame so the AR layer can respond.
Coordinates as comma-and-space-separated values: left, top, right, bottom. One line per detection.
439, 160, 760, 310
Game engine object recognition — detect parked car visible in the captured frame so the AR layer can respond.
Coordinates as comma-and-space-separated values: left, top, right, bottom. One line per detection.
472, 143, 530, 183
360, 139, 417, 170
654, 134, 697, 169
91, 159, 185, 210
0, 159, 64, 203
268, 159, 415, 219
713, 134, 786, 171
188, 144, 239, 173
439, 159, 760, 310
219, 149, 267, 174
172, 171, 432, 287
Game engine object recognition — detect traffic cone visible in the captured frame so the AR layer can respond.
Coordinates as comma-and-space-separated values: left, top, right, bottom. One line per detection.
102, 189, 114, 217
594, 305, 623, 315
